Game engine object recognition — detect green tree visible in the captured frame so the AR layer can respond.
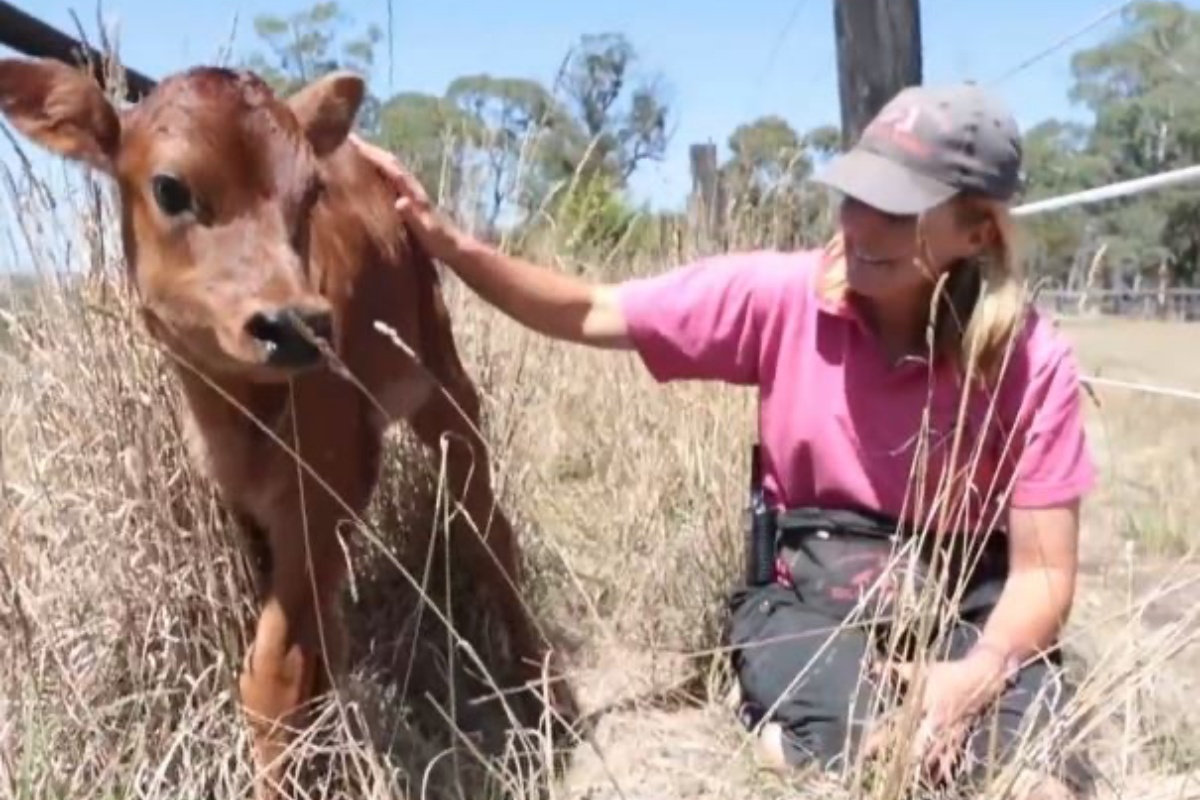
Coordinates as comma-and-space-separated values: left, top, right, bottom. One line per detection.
1018, 120, 1114, 286
555, 33, 672, 186
374, 92, 481, 205
431, 33, 672, 235
802, 125, 842, 164
243, 1, 384, 132
554, 172, 645, 254
1071, 0, 1200, 286
715, 117, 838, 249
1020, 0, 1200, 287
722, 115, 810, 202
444, 74, 570, 228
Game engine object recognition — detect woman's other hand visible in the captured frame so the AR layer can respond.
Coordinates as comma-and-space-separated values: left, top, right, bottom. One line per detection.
866, 651, 1010, 784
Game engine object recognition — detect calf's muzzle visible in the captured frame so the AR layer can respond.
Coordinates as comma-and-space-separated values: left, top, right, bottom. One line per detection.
244, 305, 334, 370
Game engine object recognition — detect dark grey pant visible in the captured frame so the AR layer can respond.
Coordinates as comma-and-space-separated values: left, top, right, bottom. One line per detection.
725, 528, 1096, 794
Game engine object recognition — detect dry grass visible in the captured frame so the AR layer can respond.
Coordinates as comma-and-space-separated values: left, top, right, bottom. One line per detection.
2, 104, 1200, 800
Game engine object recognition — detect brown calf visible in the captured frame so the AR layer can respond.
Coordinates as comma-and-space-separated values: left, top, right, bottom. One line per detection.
0, 58, 576, 796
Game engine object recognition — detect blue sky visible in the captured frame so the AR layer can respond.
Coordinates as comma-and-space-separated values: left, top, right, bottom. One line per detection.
0, 0, 1177, 270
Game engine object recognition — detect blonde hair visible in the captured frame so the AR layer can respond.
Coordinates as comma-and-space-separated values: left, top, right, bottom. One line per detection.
819, 194, 1027, 387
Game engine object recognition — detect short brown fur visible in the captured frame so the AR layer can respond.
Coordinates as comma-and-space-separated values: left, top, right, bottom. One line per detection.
0, 58, 576, 798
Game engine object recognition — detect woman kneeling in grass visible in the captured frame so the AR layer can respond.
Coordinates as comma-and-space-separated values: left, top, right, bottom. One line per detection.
353, 81, 1097, 798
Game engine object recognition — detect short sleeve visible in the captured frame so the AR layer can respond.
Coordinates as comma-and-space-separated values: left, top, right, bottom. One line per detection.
615, 250, 791, 386
1007, 336, 1098, 508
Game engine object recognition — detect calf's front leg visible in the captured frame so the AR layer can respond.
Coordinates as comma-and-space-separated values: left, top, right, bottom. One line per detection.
238, 503, 349, 800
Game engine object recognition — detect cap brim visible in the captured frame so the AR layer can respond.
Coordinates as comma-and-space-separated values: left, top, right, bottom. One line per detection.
812, 148, 957, 215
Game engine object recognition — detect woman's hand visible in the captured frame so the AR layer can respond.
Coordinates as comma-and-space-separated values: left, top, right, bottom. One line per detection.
347, 133, 468, 262
868, 650, 1010, 784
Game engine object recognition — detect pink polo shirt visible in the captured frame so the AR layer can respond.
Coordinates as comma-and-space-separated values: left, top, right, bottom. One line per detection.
615, 248, 1096, 534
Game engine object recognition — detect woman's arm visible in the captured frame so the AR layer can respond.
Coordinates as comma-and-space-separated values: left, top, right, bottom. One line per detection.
447, 237, 632, 349
349, 134, 631, 350
972, 334, 1092, 672
872, 501, 1083, 779
971, 501, 1081, 670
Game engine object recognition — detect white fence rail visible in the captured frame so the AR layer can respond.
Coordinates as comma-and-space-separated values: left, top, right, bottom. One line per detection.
1013, 163, 1200, 218
1012, 164, 1200, 323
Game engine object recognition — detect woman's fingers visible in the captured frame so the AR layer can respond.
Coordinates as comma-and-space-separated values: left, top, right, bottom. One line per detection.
925, 720, 969, 785
865, 659, 983, 787
347, 133, 430, 204
860, 716, 893, 760
344, 133, 468, 259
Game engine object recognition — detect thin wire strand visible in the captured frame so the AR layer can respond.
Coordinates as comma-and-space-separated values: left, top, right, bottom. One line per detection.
734, 0, 813, 134
1081, 374, 1200, 404
754, 0, 811, 91
988, 0, 1136, 85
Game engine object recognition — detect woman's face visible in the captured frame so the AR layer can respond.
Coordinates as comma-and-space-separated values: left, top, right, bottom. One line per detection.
839, 195, 986, 303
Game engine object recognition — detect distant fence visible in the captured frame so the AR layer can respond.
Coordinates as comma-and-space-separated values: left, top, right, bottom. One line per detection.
1034, 288, 1200, 320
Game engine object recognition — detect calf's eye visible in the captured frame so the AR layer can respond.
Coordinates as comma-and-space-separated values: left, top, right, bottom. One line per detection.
151, 174, 194, 217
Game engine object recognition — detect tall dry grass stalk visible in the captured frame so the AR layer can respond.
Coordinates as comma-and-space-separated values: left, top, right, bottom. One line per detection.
1, 53, 1199, 800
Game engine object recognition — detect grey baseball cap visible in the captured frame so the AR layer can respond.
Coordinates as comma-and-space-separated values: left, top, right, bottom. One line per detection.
812, 82, 1022, 215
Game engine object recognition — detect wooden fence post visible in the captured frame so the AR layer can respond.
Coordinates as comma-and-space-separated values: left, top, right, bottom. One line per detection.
833, 0, 923, 149
687, 141, 726, 252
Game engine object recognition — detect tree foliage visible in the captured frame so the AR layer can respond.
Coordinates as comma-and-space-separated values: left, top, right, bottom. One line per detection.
716, 116, 839, 250
236, 1, 1200, 280
243, 6, 674, 242
557, 33, 671, 184
374, 92, 480, 203
242, 2, 384, 131
1020, 0, 1200, 287
444, 74, 568, 227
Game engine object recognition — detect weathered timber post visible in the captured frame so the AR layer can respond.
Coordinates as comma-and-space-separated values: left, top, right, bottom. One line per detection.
833, 0, 923, 149
1157, 257, 1169, 319
688, 141, 726, 253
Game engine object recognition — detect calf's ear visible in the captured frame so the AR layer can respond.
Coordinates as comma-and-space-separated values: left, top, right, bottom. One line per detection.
0, 58, 121, 172
287, 70, 365, 158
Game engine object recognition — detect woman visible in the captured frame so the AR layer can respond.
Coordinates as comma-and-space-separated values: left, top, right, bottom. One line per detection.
350, 82, 1096, 797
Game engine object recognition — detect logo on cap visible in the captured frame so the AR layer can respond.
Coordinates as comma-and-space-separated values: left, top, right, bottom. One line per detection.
865, 97, 951, 161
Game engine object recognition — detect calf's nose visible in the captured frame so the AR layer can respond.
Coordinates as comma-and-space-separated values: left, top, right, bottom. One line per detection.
244, 306, 333, 369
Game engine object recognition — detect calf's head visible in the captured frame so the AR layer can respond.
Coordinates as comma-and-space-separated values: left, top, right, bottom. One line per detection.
0, 58, 365, 380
